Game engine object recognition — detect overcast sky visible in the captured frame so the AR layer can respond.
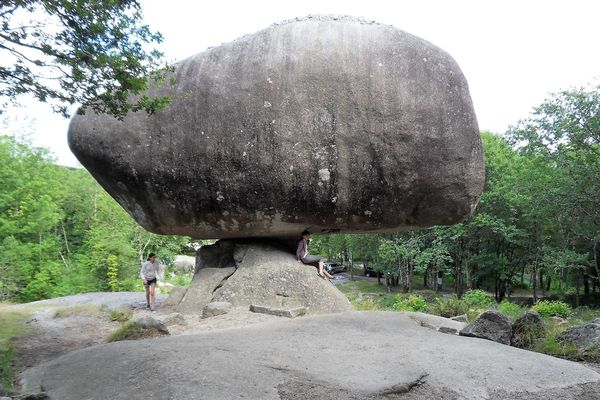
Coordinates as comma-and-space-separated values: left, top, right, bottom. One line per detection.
3, 0, 599, 167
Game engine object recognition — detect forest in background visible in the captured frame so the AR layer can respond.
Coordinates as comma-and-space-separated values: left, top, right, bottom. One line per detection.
1, 85, 598, 304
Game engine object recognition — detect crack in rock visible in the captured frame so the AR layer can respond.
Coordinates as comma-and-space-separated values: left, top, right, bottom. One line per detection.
211, 268, 238, 294
379, 372, 428, 395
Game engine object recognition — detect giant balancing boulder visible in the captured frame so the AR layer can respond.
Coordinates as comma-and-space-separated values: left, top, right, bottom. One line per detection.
68, 15, 485, 239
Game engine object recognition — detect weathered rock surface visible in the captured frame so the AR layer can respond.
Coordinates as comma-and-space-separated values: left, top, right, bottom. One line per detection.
512, 310, 544, 349
201, 302, 233, 318
249, 304, 306, 318
174, 267, 236, 314
133, 316, 169, 335
165, 240, 352, 315
68, 15, 484, 239
460, 310, 512, 345
20, 312, 600, 400
172, 255, 195, 273
558, 318, 600, 351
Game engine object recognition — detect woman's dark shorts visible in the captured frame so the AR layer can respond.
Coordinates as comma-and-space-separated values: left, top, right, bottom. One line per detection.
144, 277, 157, 287
301, 255, 323, 268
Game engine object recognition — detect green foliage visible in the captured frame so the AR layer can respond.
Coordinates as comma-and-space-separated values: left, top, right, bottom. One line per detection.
462, 290, 495, 307
0, 136, 190, 302
106, 255, 119, 292
0, 0, 172, 118
0, 310, 30, 391
392, 295, 429, 312
430, 296, 471, 318
497, 300, 523, 321
532, 300, 574, 319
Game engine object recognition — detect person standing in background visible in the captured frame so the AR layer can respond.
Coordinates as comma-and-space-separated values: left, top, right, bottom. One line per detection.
140, 253, 162, 311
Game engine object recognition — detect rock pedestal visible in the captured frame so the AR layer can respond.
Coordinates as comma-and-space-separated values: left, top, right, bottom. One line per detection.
163, 240, 352, 315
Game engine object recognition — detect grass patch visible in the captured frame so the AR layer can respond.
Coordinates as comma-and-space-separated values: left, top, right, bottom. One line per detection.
0, 309, 31, 392
337, 280, 387, 295
108, 308, 133, 322
108, 322, 165, 342
535, 335, 580, 360
53, 304, 102, 318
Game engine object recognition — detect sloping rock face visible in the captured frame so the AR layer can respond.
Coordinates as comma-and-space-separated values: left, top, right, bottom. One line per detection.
164, 240, 352, 315
20, 312, 600, 400
68, 15, 484, 239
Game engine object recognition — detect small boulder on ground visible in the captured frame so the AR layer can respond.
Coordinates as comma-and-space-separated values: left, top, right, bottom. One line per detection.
202, 302, 233, 319
133, 316, 169, 335
250, 304, 306, 318
459, 310, 512, 345
512, 310, 544, 349
451, 314, 468, 323
557, 318, 600, 352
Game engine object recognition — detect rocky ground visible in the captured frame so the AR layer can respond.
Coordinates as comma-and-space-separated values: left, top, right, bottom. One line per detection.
4, 292, 600, 399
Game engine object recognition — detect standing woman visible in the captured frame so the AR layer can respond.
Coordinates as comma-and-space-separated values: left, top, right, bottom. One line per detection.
140, 253, 162, 311
296, 230, 333, 279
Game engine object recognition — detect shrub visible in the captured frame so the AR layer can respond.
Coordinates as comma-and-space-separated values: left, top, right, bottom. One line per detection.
379, 293, 403, 310
431, 295, 471, 318
497, 300, 523, 321
462, 289, 495, 307
108, 308, 133, 322
108, 322, 166, 342
532, 300, 573, 319
393, 295, 429, 312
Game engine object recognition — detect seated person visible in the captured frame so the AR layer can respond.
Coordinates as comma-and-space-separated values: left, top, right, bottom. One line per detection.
296, 230, 333, 279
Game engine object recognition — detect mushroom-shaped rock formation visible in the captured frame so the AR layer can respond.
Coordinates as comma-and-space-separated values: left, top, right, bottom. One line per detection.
68, 15, 484, 239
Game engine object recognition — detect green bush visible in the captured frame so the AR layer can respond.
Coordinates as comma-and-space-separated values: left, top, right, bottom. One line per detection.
462, 289, 495, 307
393, 295, 429, 312
379, 293, 403, 310
532, 300, 573, 319
497, 300, 523, 321
431, 295, 471, 318
108, 308, 133, 322
108, 322, 166, 342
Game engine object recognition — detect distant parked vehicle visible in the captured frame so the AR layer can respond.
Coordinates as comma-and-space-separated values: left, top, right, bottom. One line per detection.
363, 263, 382, 278
324, 262, 345, 274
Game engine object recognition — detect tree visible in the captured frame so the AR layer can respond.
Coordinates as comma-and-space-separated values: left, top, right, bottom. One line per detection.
1, 0, 171, 119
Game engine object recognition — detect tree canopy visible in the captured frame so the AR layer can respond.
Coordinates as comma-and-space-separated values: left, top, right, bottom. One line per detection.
0, 0, 171, 119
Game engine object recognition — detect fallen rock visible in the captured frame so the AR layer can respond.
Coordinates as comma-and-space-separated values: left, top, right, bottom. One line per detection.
451, 314, 468, 323
202, 302, 233, 319
438, 326, 458, 335
68, 15, 484, 239
557, 318, 600, 351
551, 316, 569, 326
160, 313, 187, 327
460, 310, 512, 345
512, 310, 544, 349
133, 316, 169, 335
250, 305, 306, 318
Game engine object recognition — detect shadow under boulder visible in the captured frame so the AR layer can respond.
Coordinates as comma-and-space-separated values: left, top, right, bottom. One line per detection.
163, 239, 352, 316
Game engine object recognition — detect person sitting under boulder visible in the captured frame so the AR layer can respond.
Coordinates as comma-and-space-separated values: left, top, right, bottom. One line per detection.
296, 230, 333, 280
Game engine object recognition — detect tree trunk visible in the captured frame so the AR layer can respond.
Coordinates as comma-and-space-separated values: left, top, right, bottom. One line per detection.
532, 266, 538, 302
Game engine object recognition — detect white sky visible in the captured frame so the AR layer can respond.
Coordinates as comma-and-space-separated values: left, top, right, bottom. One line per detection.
2, 0, 600, 167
